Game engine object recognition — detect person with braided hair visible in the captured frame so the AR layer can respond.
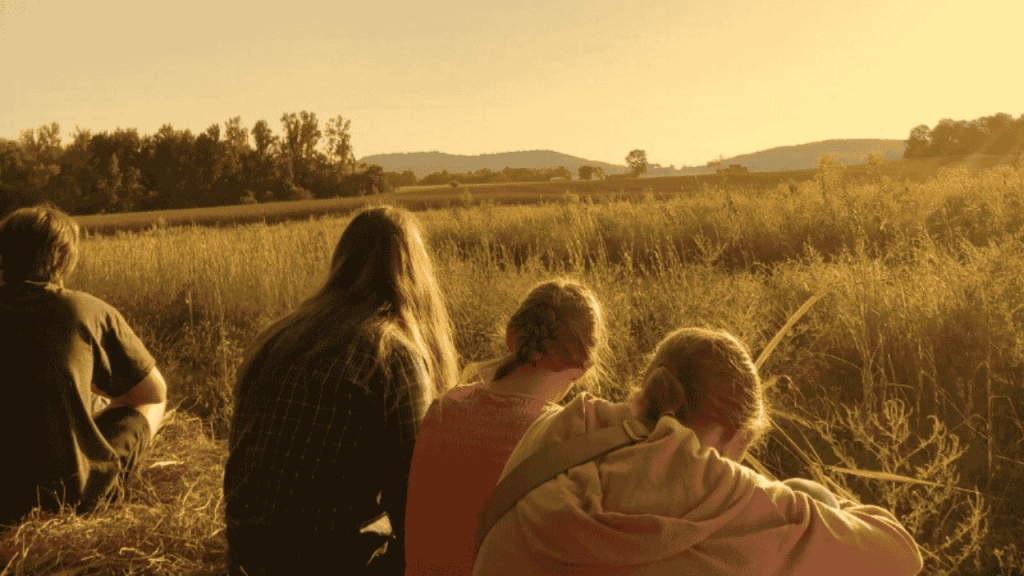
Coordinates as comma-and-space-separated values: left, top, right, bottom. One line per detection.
404, 278, 607, 576
473, 327, 923, 576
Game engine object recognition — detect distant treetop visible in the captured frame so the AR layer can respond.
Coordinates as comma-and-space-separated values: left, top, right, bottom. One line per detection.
903, 112, 1024, 159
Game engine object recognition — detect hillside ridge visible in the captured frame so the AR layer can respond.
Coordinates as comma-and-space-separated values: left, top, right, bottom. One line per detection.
712, 138, 906, 171
358, 149, 628, 177
361, 139, 908, 177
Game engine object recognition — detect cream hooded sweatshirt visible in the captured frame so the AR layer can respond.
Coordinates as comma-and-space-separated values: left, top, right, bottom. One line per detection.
473, 393, 923, 576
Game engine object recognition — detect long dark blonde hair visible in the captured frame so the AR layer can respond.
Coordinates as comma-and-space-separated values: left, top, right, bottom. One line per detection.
237, 205, 458, 398
464, 278, 607, 396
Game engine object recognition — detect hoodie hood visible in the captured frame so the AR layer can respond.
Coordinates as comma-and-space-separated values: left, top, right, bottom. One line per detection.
499, 393, 760, 566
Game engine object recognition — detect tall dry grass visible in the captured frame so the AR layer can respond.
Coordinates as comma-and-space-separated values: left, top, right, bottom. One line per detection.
5, 159, 1023, 575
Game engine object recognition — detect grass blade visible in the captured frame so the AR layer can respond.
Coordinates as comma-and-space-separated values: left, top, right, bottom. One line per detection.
826, 466, 981, 493
746, 287, 831, 481
754, 286, 830, 371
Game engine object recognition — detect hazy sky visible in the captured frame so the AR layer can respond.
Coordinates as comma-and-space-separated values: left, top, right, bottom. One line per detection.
2, 0, 1021, 167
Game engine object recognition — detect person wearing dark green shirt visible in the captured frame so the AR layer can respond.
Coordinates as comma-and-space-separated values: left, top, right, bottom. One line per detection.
0, 205, 168, 528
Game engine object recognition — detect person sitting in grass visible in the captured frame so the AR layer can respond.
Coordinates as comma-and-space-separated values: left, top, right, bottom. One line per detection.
405, 278, 607, 576
0, 205, 168, 528
474, 327, 924, 576
224, 205, 459, 575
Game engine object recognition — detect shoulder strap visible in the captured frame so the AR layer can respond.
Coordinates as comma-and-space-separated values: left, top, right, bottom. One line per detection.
476, 419, 650, 552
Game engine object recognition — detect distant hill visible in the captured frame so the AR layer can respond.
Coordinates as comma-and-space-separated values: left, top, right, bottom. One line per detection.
357, 150, 628, 178
680, 139, 907, 174
360, 140, 908, 179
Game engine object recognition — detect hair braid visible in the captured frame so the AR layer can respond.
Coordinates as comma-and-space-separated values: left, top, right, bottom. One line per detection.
487, 279, 606, 391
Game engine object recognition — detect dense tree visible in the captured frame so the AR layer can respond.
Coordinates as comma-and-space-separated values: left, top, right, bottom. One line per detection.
416, 165, 580, 186
0, 123, 64, 199
324, 115, 354, 175
383, 170, 417, 188
419, 169, 456, 186
338, 164, 391, 196
279, 113, 300, 179
246, 119, 282, 202
548, 166, 572, 180
903, 113, 1024, 159
626, 149, 648, 177
904, 125, 932, 158
218, 117, 251, 203
82, 128, 146, 212
223, 117, 249, 151
929, 119, 975, 155
183, 125, 220, 206
987, 114, 1021, 154
251, 119, 276, 157
140, 125, 195, 208
578, 165, 595, 180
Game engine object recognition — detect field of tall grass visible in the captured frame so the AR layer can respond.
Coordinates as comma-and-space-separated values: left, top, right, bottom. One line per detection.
72, 169, 813, 235
3, 162, 1024, 575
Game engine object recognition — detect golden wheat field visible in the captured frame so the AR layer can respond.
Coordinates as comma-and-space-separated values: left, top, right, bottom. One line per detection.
3, 162, 1024, 575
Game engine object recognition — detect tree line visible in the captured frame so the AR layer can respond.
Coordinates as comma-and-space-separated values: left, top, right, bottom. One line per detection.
903, 112, 1024, 158
414, 148, 653, 185
1, 112, 659, 216
0, 112, 395, 216
413, 165, 578, 187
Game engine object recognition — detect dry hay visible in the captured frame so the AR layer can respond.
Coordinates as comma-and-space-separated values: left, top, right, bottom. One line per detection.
0, 410, 228, 575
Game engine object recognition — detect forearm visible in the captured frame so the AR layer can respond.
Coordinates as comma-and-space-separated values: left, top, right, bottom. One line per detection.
134, 400, 165, 438
107, 367, 168, 438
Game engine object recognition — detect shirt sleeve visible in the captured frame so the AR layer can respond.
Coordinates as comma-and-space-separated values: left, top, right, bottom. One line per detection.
92, 300, 157, 398
770, 481, 925, 576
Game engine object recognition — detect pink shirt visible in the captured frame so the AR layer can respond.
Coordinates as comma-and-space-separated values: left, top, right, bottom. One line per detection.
404, 382, 559, 576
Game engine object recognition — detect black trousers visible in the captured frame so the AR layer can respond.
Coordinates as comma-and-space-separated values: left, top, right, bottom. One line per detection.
226, 523, 398, 576
1, 406, 150, 528
92, 405, 152, 503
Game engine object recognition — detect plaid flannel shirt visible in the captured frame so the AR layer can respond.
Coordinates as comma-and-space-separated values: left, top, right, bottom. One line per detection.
224, 330, 429, 546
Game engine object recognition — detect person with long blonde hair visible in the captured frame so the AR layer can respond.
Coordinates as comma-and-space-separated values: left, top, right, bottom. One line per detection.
405, 278, 607, 576
224, 205, 458, 575
474, 327, 923, 576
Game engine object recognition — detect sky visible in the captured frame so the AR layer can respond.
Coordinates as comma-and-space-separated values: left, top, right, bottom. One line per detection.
2, 0, 1022, 167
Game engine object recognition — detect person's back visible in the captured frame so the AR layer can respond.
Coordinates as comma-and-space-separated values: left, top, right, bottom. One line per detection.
224, 206, 459, 575
226, 330, 428, 567
0, 206, 166, 527
404, 384, 557, 575
474, 328, 923, 576
405, 278, 607, 576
